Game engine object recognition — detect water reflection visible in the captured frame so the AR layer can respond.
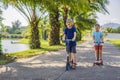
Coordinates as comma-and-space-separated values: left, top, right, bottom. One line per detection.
2, 40, 29, 53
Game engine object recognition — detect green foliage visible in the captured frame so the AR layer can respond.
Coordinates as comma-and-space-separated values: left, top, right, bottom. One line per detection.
7, 40, 85, 60
21, 26, 31, 38
6, 20, 22, 34
0, 33, 2, 55
0, 0, 109, 50
0, 5, 3, 55
106, 27, 120, 33
106, 27, 113, 33
8, 40, 65, 58
0, 54, 14, 65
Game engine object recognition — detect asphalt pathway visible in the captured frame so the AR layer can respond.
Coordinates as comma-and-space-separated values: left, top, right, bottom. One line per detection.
0, 41, 120, 80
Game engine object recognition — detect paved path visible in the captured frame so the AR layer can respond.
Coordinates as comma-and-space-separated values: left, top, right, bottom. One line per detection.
0, 41, 120, 80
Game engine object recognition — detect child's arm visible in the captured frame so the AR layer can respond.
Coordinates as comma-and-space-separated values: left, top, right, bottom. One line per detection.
101, 35, 104, 42
92, 32, 96, 42
72, 32, 76, 41
62, 28, 67, 41
62, 34, 66, 41
101, 32, 104, 42
93, 36, 96, 42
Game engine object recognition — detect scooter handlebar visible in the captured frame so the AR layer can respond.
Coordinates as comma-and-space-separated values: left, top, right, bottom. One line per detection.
66, 39, 73, 42
94, 42, 104, 43
94, 41, 104, 46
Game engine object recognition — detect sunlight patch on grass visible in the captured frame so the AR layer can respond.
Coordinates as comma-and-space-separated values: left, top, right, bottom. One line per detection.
107, 39, 120, 49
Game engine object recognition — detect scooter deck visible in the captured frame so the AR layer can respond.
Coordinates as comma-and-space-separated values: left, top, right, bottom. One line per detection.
93, 62, 103, 66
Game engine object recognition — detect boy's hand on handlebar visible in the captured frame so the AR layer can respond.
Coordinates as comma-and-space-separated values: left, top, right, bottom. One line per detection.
101, 41, 104, 43
62, 37, 65, 41
94, 41, 104, 43
72, 38, 75, 41
94, 40, 96, 43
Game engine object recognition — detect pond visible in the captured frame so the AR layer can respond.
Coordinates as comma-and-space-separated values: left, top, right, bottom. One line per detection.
2, 39, 29, 53
105, 33, 120, 39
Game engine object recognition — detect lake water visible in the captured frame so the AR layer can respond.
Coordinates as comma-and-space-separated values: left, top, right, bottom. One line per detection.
105, 33, 120, 39
2, 40, 29, 53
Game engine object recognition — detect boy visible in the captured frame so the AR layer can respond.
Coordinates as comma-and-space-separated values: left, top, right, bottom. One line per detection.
92, 24, 104, 64
62, 18, 77, 69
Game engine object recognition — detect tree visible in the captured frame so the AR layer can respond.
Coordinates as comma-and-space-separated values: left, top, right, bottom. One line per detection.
42, 1, 61, 45
116, 27, 120, 33
49, 7, 60, 45
64, 0, 109, 40
12, 20, 21, 33
0, 14, 7, 55
106, 27, 113, 33
1, 0, 109, 47
38, 17, 50, 40
2, 0, 46, 49
0, 4, 4, 55
6, 20, 22, 34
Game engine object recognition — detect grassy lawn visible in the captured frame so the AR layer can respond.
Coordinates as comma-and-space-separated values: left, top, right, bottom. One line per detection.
0, 54, 14, 65
8, 39, 65, 58
0, 39, 85, 65
107, 39, 120, 49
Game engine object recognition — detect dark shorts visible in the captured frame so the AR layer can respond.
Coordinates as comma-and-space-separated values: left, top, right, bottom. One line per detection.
66, 46, 76, 54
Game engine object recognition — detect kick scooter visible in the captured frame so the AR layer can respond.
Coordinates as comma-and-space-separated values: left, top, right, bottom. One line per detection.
93, 42, 104, 66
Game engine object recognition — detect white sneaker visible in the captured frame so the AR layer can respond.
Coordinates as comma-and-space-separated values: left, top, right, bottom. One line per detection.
94, 61, 99, 63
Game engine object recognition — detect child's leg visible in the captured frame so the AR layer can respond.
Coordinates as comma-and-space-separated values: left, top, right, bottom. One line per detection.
99, 46, 103, 60
68, 53, 73, 67
71, 46, 77, 68
99, 50, 102, 60
95, 50, 99, 60
72, 46, 77, 63
73, 53, 77, 64
94, 46, 99, 61
69, 53, 72, 62
70, 53, 73, 61
66, 46, 71, 62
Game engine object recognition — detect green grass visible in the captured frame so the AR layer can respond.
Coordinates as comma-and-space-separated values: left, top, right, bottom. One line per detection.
0, 54, 14, 65
0, 39, 86, 65
16, 38, 29, 44
9, 40, 65, 58
107, 39, 120, 49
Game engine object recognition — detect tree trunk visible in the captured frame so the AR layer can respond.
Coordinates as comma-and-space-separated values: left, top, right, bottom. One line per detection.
43, 30, 47, 40
62, 6, 68, 28
49, 8, 60, 45
30, 9, 40, 49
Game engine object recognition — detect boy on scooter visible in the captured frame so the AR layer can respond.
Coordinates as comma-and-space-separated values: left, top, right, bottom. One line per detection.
62, 18, 77, 69
92, 24, 104, 65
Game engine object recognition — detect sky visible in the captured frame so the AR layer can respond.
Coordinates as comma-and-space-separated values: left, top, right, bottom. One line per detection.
1, 0, 120, 26
96, 0, 120, 25
2, 6, 28, 27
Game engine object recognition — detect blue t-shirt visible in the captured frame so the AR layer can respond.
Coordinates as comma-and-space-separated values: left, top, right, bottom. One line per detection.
64, 26, 76, 46
92, 31, 103, 45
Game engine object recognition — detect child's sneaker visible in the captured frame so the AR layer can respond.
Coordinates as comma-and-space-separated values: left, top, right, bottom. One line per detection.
94, 60, 99, 64
99, 59, 103, 65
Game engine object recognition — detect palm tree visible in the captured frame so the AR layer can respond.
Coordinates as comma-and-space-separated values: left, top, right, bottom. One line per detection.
0, 4, 4, 55
2, 0, 47, 49
64, 0, 109, 40
42, 1, 61, 45
49, 7, 60, 45
45, 0, 109, 44
0, 30, 2, 55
